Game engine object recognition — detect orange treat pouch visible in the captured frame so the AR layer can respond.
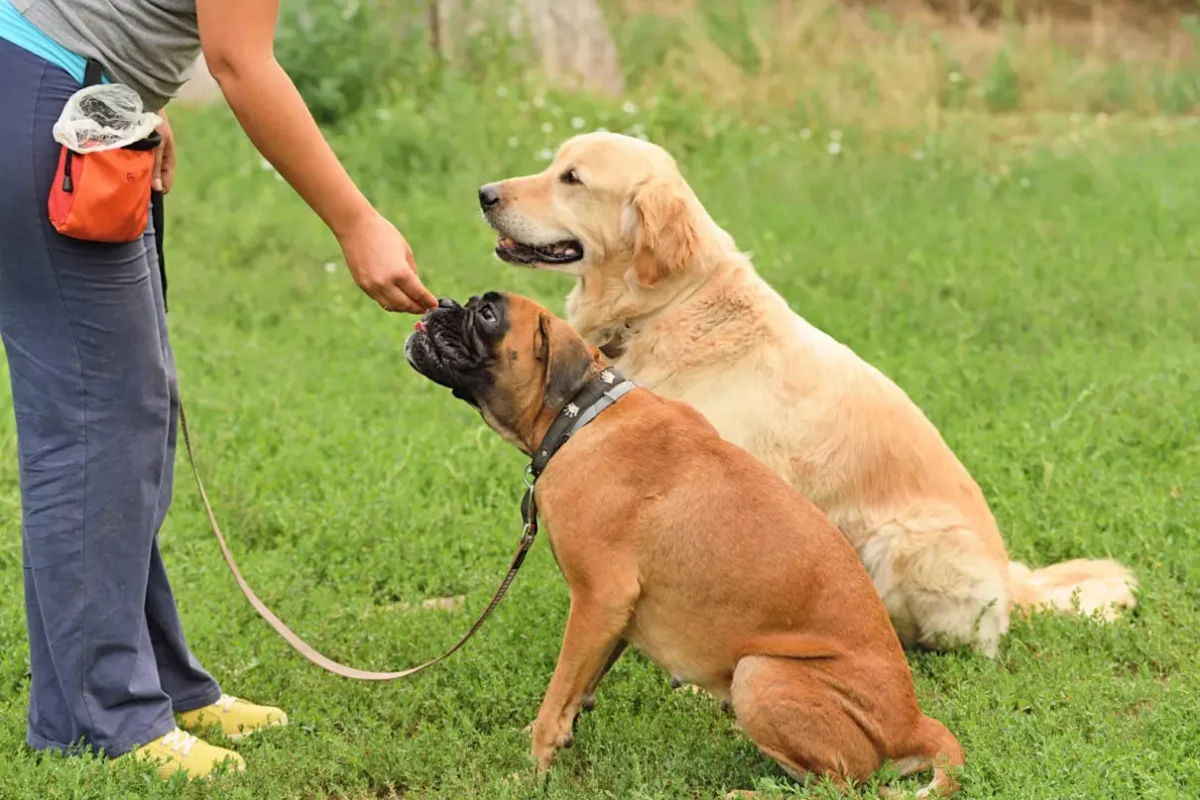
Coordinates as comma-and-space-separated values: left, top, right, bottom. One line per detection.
47, 59, 163, 244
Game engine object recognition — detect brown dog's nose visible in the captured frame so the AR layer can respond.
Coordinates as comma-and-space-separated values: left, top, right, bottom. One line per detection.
478, 184, 501, 210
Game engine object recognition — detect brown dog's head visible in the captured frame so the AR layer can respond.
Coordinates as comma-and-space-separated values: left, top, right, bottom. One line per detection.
477, 132, 720, 289
405, 293, 602, 453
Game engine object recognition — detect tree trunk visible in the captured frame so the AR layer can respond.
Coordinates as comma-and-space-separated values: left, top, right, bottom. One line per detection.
433, 0, 625, 96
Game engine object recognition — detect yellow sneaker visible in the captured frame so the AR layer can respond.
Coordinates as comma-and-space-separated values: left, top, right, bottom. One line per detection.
178, 694, 288, 741
131, 728, 245, 780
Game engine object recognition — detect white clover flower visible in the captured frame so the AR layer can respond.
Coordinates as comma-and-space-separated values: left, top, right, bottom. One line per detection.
259, 157, 274, 172
949, 71, 962, 84
375, 108, 392, 122
827, 141, 842, 155
540, 122, 553, 133
912, 149, 925, 161
629, 122, 646, 136
570, 116, 585, 130
324, 262, 337, 274
495, 86, 509, 98
507, 136, 520, 148
536, 148, 554, 161
622, 100, 639, 115
533, 95, 545, 108
800, 128, 812, 140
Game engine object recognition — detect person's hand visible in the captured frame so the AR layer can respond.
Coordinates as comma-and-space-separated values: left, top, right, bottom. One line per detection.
152, 111, 176, 194
338, 213, 437, 313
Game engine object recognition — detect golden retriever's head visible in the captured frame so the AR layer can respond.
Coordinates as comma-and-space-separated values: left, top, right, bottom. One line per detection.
478, 132, 714, 288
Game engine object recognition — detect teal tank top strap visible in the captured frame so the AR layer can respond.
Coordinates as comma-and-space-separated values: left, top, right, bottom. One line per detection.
0, 0, 109, 85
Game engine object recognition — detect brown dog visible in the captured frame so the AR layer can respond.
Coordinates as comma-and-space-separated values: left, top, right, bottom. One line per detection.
405, 292, 964, 796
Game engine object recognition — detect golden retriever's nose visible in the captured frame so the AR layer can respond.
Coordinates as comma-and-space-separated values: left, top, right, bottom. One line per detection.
478, 184, 501, 210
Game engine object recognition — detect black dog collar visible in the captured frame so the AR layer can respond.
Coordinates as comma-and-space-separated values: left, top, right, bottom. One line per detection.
519, 367, 636, 530
530, 367, 636, 478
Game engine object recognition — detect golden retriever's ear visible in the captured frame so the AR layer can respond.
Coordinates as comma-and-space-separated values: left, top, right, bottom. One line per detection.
538, 312, 597, 410
632, 179, 700, 287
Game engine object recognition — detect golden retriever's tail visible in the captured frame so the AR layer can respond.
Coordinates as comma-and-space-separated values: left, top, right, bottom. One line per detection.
1008, 558, 1137, 621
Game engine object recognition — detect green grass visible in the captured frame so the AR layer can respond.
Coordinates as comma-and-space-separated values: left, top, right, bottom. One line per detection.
1, 74, 1199, 799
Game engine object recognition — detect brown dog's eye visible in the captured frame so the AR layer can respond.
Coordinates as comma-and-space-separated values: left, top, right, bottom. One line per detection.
560, 168, 582, 186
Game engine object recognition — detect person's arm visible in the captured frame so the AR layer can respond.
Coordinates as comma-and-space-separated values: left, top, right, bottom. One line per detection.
196, 0, 436, 313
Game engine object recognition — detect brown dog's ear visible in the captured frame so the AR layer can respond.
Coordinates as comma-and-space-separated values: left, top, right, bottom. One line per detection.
632, 178, 700, 287
538, 312, 597, 411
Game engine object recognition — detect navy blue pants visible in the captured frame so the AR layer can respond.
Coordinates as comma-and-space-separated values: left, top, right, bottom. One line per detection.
0, 39, 221, 758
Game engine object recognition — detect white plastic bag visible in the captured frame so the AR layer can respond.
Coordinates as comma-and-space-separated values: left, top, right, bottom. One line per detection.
52, 84, 162, 154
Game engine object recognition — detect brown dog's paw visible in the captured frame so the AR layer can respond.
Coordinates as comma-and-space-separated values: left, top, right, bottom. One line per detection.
530, 721, 573, 772
532, 744, 556, 773
581, 693, 597, 712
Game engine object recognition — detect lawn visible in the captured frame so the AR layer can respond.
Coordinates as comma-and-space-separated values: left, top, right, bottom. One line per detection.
1, 68, 1198, 799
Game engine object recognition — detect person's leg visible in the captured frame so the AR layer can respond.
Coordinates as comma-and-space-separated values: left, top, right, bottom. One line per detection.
140, 221, 223, 712
0, 39, 176, 758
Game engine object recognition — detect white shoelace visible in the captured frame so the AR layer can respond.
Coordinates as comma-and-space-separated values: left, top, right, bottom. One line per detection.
160, 728, 198, 757
215, 694, 238, 712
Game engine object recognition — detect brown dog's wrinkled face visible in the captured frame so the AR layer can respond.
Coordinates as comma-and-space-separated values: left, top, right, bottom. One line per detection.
478, 132, 704, 288
405, 292, 600, 453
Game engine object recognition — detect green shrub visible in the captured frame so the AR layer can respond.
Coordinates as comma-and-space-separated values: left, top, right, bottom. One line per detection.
275, 0, 430, 126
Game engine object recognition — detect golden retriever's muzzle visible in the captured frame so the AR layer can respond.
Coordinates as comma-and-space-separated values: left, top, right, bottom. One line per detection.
477, 182, 584, 267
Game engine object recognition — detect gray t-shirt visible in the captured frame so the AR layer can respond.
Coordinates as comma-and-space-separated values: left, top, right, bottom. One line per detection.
16, 0, 200, 110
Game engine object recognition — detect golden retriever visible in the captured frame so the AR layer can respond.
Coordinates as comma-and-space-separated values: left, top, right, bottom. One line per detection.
477, 132, 1137, 656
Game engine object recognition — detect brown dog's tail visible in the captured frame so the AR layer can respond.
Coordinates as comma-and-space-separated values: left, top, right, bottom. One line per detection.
881, 716, 964, 799
1008, 558, 1137, 621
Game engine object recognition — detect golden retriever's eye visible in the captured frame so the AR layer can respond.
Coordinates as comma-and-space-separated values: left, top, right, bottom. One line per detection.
560, 168, 582, 186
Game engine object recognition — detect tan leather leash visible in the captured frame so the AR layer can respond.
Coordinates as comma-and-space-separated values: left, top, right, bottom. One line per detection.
177, 401, 538, 681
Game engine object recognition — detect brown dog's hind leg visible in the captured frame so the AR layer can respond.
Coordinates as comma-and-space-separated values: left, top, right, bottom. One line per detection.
879, 716, 964, 799
729, 655, 881, 791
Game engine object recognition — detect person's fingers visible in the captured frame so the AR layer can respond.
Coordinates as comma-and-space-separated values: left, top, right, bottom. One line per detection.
161, 146, 175, 194
377, 282, 422, 314
394, 270, 438, 311
152, 144, 164, 193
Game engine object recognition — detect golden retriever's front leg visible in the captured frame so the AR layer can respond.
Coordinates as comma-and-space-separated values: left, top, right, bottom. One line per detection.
531, 589, 636, 771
